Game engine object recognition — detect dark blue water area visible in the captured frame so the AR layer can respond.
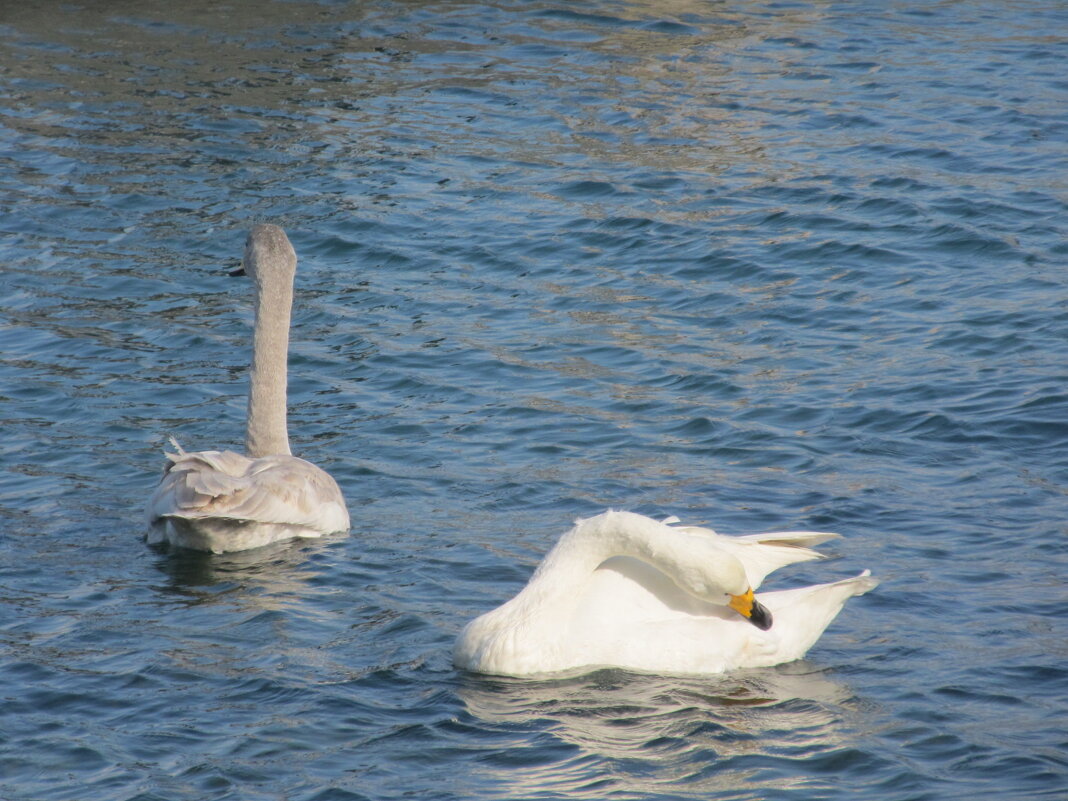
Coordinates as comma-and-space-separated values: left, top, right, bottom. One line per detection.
1, 0, 1066, 799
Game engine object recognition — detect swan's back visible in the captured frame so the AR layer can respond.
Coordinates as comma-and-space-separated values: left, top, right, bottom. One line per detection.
146, 443, 349, 553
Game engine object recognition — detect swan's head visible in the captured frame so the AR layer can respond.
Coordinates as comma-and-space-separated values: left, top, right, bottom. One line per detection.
235, 224, 297, 288
674, 543, 774, 631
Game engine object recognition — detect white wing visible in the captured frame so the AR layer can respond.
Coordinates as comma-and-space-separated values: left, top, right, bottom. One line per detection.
672, 522, 840, 589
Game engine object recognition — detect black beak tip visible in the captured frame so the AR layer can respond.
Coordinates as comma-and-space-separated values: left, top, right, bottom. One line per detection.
227, 259, 245, 277
750, 600, 773, 631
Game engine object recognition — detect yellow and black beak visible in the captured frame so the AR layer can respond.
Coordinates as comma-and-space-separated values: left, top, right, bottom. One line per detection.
728, 588, 773, 631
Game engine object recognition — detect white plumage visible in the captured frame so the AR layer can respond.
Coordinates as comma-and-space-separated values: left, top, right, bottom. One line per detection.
454, 510, 876, 677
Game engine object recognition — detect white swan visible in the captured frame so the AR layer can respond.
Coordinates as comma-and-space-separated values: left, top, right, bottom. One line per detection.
145, 224, 349, 553
454, 510, 876, 677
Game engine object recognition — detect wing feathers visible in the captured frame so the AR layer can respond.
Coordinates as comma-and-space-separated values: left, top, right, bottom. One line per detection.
148, 449, 348, 534
669, 523, 842, 589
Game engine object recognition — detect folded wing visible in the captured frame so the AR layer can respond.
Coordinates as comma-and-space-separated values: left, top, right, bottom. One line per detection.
147, 444, 348, 536
669, 521, 840, 589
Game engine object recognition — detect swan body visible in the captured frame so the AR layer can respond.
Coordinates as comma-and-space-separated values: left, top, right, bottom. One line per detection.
146, 224, 349, 553
454, 510, 876, 677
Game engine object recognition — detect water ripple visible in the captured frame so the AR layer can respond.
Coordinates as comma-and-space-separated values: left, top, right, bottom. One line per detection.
1, 1, 1066, 800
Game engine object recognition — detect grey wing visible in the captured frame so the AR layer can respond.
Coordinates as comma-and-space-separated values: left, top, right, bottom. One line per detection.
147, 450, 349, 533
236, 455, 349, 532
146, 449, 253, 521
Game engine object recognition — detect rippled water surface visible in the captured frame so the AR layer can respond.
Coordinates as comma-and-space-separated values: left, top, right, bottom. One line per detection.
2, 1, 1067, 799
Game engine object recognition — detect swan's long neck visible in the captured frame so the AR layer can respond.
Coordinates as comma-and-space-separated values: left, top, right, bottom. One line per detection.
245, 271, 293, 457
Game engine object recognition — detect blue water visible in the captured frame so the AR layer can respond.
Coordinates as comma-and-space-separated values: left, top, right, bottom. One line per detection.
1, 1, 1066, 798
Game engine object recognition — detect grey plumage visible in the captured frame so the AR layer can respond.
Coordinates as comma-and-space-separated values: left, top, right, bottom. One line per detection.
145, 225, 349, 552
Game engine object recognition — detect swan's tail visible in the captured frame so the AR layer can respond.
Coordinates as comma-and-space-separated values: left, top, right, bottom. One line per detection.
760, 571, 878, 663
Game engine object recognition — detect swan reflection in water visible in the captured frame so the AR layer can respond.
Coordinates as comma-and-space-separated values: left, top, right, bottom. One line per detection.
146, 537, 351, 677
457, 663, 866, 797
149, 537, 332, 606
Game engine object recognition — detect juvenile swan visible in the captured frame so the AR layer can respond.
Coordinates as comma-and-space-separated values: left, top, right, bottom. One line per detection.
454, 510, 876, 677
146, 224, 349, 553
